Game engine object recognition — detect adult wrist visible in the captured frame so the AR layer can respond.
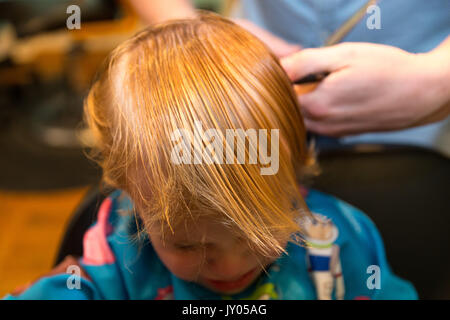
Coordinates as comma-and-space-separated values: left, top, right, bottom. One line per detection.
427, 42, 450, 105
416, 49, 450, 119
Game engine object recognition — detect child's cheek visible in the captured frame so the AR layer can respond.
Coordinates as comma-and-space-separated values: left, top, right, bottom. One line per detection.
155, 247, 204, 281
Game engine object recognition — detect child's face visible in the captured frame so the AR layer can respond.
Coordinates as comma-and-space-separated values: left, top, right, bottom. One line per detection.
146, 217, 285, 295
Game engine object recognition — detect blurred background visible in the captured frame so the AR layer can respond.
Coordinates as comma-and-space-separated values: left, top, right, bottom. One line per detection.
0, 0, 225, 297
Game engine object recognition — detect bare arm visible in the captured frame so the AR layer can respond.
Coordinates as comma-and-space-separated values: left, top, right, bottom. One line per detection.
419, 35, 450, 125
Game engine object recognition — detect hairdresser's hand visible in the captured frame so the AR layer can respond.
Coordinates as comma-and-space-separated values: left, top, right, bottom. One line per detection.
232, 18, 301, 58
281, 42, 450, 136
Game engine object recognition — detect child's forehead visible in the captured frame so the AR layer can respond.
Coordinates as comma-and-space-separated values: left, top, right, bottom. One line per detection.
156, 217, 240, 242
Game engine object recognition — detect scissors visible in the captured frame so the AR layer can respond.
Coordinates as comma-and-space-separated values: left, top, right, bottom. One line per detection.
292, 71, 330, 85
291, 0, 377, 86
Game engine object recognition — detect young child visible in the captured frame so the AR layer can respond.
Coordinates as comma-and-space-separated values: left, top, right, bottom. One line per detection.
4, 11, 416, 300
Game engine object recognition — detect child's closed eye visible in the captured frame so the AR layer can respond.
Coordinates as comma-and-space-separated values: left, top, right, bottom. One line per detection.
174, 244, 202, 251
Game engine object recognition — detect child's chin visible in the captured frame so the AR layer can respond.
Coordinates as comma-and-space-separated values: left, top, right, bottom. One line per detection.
201, 282, 252, 296
199, 271, 261, 296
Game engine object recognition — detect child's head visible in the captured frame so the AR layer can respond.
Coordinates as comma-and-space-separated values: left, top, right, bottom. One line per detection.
84, 11, 317, 294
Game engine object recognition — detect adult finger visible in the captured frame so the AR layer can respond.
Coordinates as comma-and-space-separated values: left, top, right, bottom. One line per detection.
280, 45, 349, 81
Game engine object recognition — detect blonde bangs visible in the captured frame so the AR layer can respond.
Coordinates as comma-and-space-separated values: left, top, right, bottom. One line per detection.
83, 11, 317, 257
